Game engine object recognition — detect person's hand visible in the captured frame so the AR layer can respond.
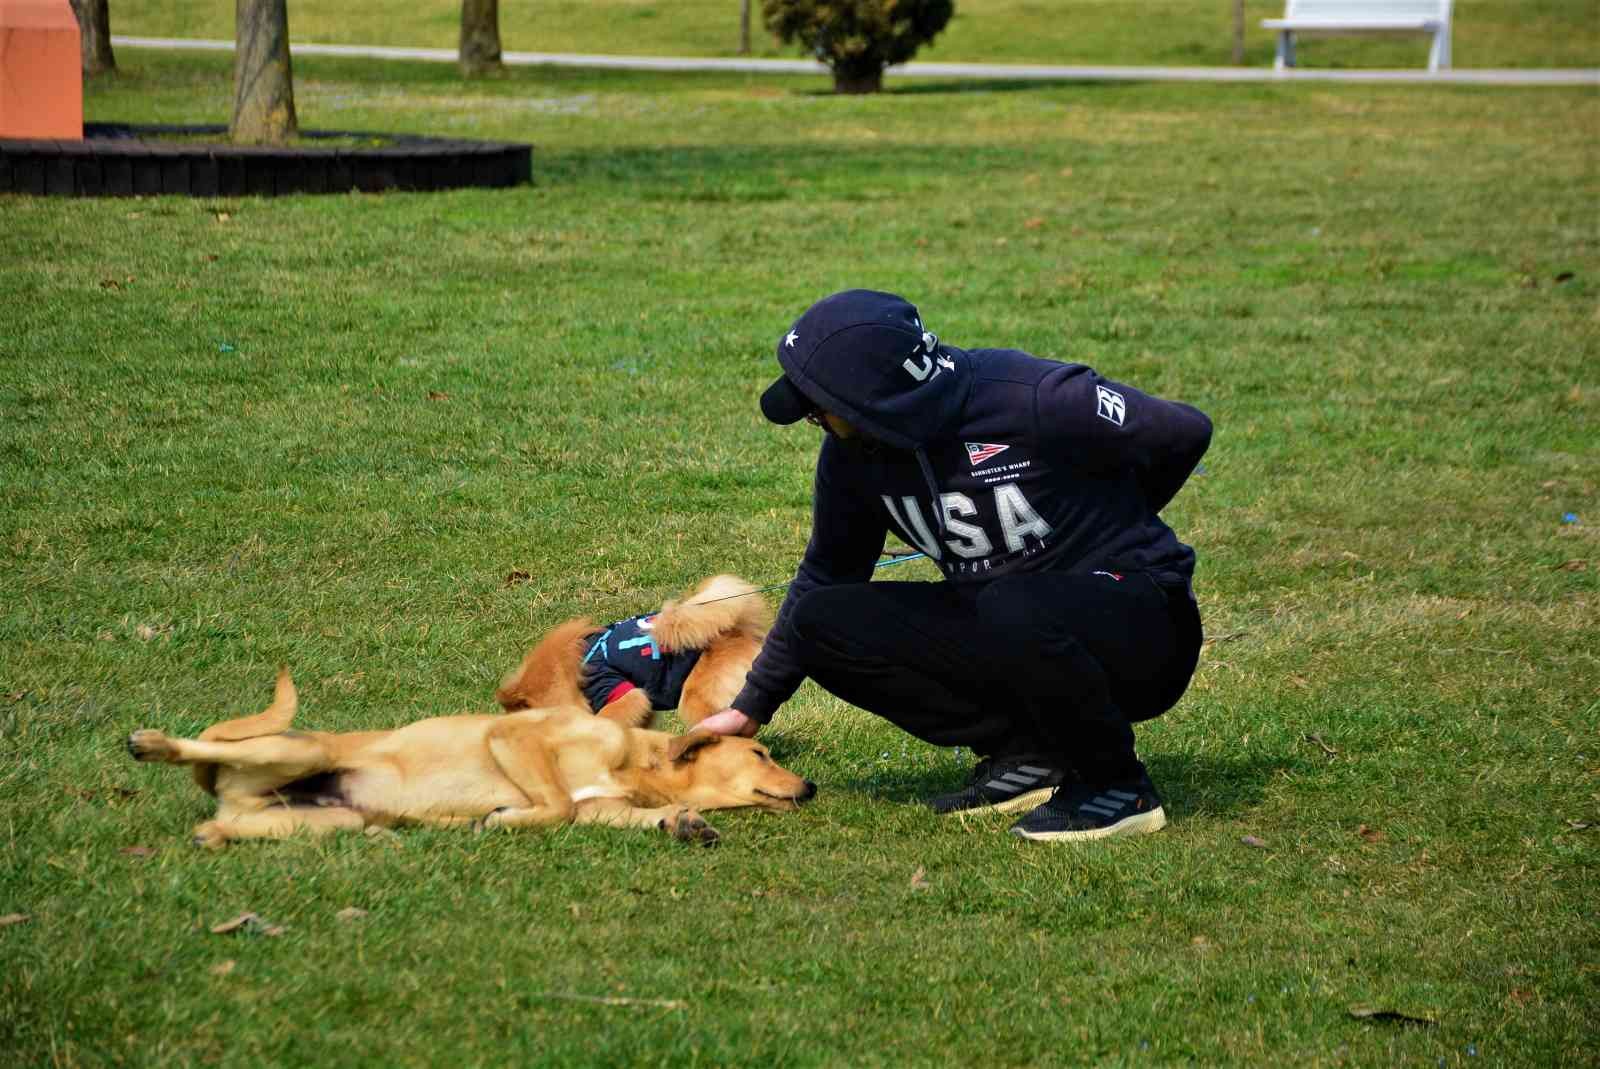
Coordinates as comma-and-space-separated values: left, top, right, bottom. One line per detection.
696, 708, 759, 737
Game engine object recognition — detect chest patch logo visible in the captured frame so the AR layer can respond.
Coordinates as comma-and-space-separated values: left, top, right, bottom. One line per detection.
964, 442, 1010, 466
1095, 385, 1126, 426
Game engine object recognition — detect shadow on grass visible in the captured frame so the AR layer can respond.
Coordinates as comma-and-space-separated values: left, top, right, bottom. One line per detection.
816, 749, 1293, 819
879, 78, 1147, 97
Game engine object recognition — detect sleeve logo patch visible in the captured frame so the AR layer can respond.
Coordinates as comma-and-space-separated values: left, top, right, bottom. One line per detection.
1095, 385, 1126, 426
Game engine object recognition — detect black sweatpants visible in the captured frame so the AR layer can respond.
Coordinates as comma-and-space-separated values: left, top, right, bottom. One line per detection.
786, 571, 1203, 782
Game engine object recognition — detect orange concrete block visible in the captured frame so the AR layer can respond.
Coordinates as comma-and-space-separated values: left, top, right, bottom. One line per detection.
0, 0, 82, 139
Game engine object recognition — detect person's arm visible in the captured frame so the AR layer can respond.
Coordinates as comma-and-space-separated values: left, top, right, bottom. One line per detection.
724, 437, 887, 726
1035, 363, 1212, 513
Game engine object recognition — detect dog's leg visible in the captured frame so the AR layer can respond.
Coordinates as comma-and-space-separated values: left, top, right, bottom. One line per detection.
190, 805, 367, 849
476, 720, 575, 830
596, 688, 654, 729
128, 729, 330, 774
571, 797, 720, 845
677, 636, 764, 727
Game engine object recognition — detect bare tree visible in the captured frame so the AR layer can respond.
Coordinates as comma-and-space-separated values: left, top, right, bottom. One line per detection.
740, 0, 751, 55
1232, 0, 1245, 64
231, 0, 297, 144
460, 0, 503, 77
68, 0, 116, 76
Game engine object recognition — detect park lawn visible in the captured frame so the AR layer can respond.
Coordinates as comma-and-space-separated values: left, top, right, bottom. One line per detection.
3, 48, 1598, 1067
111, 0, 1600, 70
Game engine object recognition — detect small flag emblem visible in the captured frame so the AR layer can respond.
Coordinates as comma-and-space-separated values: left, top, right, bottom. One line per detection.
965, 442, 1010, 465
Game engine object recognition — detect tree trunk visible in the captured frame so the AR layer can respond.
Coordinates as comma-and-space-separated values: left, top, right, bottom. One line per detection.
739, 0, 751, 55
459, 0, 503, 77
231, 0, 297, 144
68, 0, 116, 76
1231, 0, 1245, 65
832, 66, 882, 94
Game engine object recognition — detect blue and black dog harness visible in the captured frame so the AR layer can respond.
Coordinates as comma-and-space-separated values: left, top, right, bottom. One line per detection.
580, 614, 703, 713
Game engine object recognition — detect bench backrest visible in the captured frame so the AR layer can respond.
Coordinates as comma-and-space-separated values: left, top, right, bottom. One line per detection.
1282, 0, 1451, 20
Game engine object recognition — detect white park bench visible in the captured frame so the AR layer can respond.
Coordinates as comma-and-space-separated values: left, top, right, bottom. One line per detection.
1263, 0, 1454, 72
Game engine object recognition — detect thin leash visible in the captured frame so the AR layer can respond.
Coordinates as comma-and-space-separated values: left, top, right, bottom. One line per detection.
691, 551, 929, 605
580, 552, 930, 664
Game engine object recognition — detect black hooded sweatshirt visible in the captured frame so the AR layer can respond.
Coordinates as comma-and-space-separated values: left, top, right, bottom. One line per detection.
733, 290, 1212, 724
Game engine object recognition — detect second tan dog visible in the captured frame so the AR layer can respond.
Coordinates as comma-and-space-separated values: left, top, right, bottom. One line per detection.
494, 574, 771, 730
126, 621, 814, 849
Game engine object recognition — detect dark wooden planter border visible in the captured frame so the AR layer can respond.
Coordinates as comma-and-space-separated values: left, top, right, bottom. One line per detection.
0, 124, 532, 197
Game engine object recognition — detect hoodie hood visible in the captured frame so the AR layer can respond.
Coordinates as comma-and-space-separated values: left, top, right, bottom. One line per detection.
762, 290, 973, 452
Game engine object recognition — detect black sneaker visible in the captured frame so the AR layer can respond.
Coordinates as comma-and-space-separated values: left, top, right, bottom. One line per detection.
927, 754, 1069, 816
1009, 776, 1167, 841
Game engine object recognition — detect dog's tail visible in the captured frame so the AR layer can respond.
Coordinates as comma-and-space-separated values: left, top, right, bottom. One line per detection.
650, 574, 772, 652
190, 667, 299, 795
495, 617, 594, 712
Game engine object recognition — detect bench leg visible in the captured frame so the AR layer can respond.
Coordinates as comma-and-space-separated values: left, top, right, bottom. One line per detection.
1274, 30, 1295, 71
1428, 26, 1450, 71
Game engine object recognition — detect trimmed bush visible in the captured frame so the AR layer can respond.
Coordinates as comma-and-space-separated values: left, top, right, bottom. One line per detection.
762, 0, 955, 94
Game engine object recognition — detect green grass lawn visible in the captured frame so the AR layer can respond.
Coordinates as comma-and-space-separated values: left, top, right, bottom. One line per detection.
112, 0, 1600, 69
3, 49, 1598, 1067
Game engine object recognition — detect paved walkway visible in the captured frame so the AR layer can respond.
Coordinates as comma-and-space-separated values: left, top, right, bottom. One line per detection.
113, 36, 1598, 86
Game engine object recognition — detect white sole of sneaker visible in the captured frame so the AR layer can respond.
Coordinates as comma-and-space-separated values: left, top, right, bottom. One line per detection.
1009, 805, 1167, 842
944, 786, 1057, 817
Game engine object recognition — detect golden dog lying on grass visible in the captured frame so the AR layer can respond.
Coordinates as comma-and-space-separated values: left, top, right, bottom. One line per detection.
127, 584, 812, 848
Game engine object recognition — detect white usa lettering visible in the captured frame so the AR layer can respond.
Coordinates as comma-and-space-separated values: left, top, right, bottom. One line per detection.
879, 485, 1050, 561
994, 483, 1053, 551
939, 493, 993, 559
881, 494, 943, 559
901, 352, 934, 382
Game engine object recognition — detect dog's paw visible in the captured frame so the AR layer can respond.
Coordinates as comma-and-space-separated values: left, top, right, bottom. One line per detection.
190, 822, 228, 850
127, 729, 177, 763
474, 806, 511, 834
666, 807, 720, 847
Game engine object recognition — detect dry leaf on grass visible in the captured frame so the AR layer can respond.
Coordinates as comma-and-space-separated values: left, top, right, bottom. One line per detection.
528, 992, 687, 1010
1357, 824, 1385, 843
210, 912, 285, 937
335, 907, 368, 922
504, 569, 531, 587
210, 912, 257, 934
1240, 835, 1269, 849
909, 866, 929, 891
0, 914, 31, 928
120, 845, 156, 858
1305, 733, 1340, 758
210, 959, 237, 977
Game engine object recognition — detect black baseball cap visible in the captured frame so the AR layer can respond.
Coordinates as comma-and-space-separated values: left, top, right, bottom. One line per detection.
758, 290, 932, 430
760, 374, 814, 425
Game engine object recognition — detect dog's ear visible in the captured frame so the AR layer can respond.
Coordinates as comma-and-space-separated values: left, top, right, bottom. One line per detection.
666, 731, 722, 765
